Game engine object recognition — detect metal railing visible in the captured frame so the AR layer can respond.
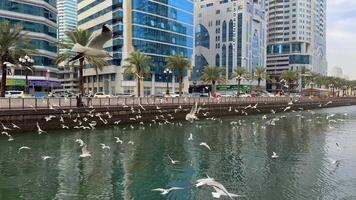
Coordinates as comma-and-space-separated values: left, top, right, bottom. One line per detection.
0, 96, 354, 110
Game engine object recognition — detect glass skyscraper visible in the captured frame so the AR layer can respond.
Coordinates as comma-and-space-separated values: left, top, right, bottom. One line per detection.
0, 0, 60, 93
78, 0, 193, 95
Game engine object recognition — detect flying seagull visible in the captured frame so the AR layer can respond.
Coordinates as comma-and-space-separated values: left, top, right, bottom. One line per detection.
272, 152, 279, 158
75, 139, 85, 147
200, 142, 211, 151
80, 145, 91, 158
151, 187, 183, 195
185, 102, 199, 123
36, 122, 46, 134
68, 24, 113, 63
168, 155, 180, 164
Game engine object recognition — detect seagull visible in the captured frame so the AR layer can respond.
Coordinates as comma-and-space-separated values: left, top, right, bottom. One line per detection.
325, 101, 332, 106
283, 106, 291, 112
188, 133, 193, 141
41, 156, 53, 160
128, 141, 134, 145
168, 155, 180, 164
80, 145, 91, 158
2, 131, 14, 141
288, 100, 294, 105
61, 124, 69, 129
114, 137, 123, 144
200, 142, 211, 151
272, 152, 279, 158
196, 177, 242, 199
114, 120, 121, 125
185, 102, 199, 123
151, 187, 183, 195
18, 146, 31, 152
68, 24, 113, 63
262, 115, 267, 120
75, 139, 85, 147
336, 143, 341, 150
45, 115, 56, 122
11, 123, 20, 129
36, 122, 46, 134
271, 109, 276, 114
100, 143, 110, 150
59, 116, 64, 123
1, 122, 11, 131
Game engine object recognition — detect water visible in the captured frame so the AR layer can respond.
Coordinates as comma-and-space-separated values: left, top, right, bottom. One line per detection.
1, 106, 356, 200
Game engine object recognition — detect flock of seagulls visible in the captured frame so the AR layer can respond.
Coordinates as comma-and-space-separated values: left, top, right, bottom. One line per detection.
1, 96, 350, 198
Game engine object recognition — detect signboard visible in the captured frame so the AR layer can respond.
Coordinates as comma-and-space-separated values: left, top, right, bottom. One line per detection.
6, 79, 25, 86
216, 85, 251, 93
29, 80, 61, 87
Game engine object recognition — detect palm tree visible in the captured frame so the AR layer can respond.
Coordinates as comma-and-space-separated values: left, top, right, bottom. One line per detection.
199, 66, 225, 97
123, 51, 152, 97
254, 66, 268, 91
55, 29, 108, 96
165, 54, 191, 96
0, 20, 30, 97
232, 67, 247, 97
280, 69, 299, 95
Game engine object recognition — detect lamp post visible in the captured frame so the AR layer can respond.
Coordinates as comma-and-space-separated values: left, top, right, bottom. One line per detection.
164, 68, 172, 95
19, 55, 34, 94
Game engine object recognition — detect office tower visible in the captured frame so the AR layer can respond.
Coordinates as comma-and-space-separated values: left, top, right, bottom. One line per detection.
77, 0, 194, 95
194, 0, 267, 82
266, 0, 327, 92
0, 0, 60, 94
57, 0, 78, 93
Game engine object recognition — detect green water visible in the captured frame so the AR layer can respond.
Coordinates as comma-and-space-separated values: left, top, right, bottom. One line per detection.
1, 106, 356, 200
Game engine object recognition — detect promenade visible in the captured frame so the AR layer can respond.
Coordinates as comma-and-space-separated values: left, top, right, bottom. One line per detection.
0, 96, 355, 132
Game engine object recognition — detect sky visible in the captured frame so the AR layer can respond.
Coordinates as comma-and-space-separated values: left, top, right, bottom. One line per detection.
327, 0, 356, 79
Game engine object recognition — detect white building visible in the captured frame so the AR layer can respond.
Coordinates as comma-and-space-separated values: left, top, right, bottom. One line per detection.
77, 0, 194, 96
266, 0, 327, 92
57, 0, 78, 93
193, 0, 267, 83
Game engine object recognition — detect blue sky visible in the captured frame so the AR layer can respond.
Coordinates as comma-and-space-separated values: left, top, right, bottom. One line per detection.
327, 0, 356, 78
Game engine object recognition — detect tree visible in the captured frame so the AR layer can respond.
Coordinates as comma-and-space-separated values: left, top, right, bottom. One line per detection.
232, 67, 247, 97
254, 66, 268, 91
123, 51, 152, 97
199, 66, 225, 97
280, 69, 299, 95
165, 54, 191, 96
0, 20, 30, 97
55, 29, 108, 96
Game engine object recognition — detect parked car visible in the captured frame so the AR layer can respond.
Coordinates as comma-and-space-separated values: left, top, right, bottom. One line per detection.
239, 93, 252, 98
5, 91, 25, 98
94, 92, 111, 98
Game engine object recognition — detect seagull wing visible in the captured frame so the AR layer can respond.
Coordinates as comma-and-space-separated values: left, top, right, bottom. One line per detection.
152, 188, 165, 192
168, 187, 183, 191
87, 24, 113, 49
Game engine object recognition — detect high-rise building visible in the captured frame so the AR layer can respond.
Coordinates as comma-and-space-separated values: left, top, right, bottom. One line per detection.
0, 0, 60, 94
77, 0, 194, 96
194, 0, 267, 82
57, 0, 78, 93
266, 0, 327, 92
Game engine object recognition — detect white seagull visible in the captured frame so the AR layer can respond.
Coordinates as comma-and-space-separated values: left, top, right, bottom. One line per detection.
152, 187, 183, 195
200, 142, 211, 151
114, 137, 123, 144
1, 122, 11, 131
272, 152, 279, 158
185, 102, 199, 123
18, 146, 31, 152
196, 177, 243, 199
75, 139, 85, 147
188, 133, 193, 141
68, 24, 112, 63
36, 122, 46, 134
100, 143, 110, 150
168, 155, 180, 164
41, 156, 53, 160
80, 145, 91, 158
12, 123, 21, 129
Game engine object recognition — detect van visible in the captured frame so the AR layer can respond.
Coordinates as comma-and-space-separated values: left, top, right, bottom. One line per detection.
5, 91, 24, 98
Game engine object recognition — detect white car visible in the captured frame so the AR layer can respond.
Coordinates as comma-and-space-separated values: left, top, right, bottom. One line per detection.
5, 91, 25, 98
94, 92, 111, 98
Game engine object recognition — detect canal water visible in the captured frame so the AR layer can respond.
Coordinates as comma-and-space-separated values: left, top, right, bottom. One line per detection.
1, 106, 356, 200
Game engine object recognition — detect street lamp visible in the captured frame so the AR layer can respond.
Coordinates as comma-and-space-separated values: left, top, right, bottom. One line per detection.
19, 55, 34, 94
164, 68, 172, 95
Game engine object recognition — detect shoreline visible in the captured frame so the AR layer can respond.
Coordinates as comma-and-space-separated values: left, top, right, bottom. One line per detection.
0, 97, 355, 133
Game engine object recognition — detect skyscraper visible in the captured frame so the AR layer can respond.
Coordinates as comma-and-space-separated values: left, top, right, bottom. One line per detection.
77, 0, 194, 95
266, 0, 327, 92
0, 0, 60, 93
194, 0, 267, 82
57, 0, 78, 93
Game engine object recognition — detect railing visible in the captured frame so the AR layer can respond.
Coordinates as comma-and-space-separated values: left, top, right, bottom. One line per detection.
0, 96, 354, 110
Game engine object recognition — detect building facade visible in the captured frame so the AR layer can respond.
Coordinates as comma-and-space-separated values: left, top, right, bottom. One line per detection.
57, 0, 78, 93
0, 0, 60, 94
194, 0, 267, 83
266, 0, 327, 92
77, 0, 194, 96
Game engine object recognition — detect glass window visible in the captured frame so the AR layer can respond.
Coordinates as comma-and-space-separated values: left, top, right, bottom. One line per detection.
222, 21, 227, 42
195, 24, 209, 49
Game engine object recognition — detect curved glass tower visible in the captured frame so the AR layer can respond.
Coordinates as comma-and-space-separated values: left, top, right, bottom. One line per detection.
0, 0, 59, 93
78, 0, 193, 95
